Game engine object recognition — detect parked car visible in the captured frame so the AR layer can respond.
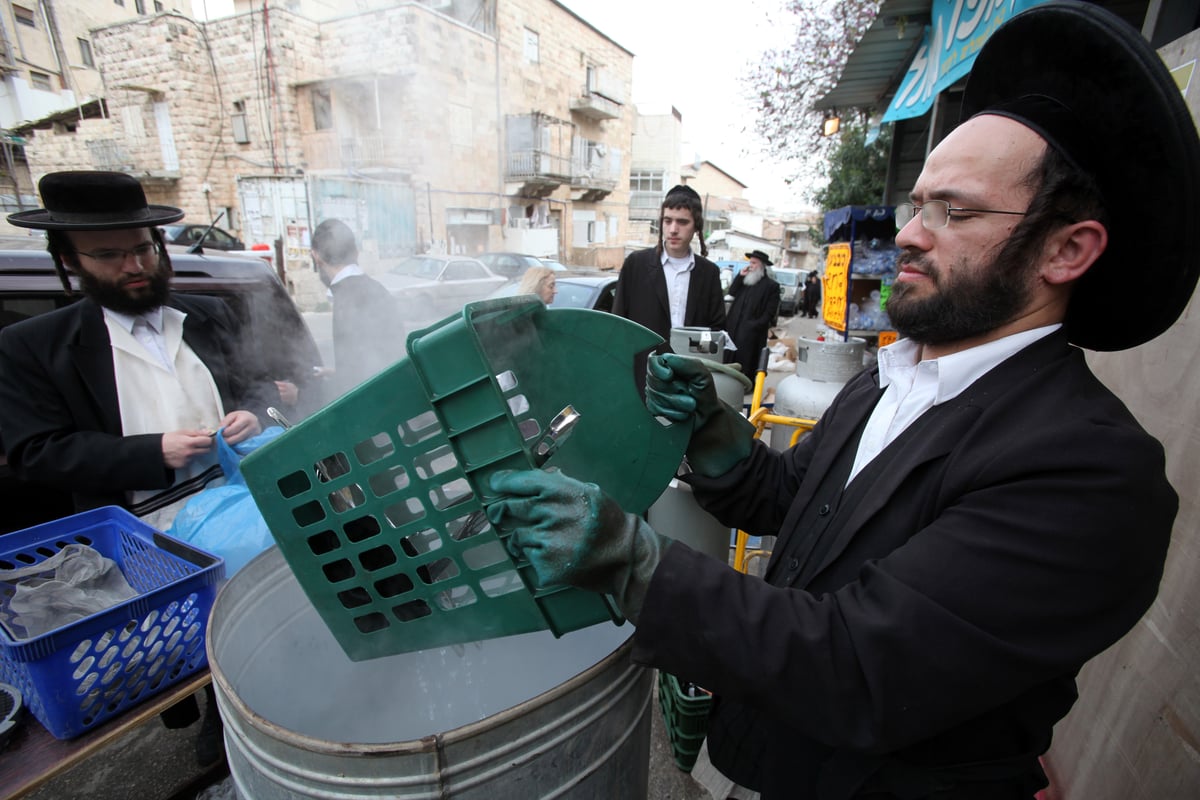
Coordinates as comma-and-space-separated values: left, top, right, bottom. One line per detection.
0, 246, 323, 534
160, 223, 246, 251
773, 267, 803, 315
488, 271, 618, 312
477, 252, 564, 280
377, 254, 506, 321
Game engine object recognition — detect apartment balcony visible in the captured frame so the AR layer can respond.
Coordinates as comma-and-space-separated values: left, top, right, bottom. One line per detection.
629, 190, 662, 221
505, 150, 572, 198
569, 151, 620, 201
302, 130, 408, 172
569, 91, 621, 122
86, 138, 179, 182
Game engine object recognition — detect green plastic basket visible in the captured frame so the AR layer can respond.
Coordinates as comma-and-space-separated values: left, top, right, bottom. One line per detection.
657, 670, 714, 772
240, 297, 690, 661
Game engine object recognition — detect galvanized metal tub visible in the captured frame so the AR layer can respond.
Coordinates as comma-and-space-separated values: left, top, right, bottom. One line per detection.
207, 547, 651, 799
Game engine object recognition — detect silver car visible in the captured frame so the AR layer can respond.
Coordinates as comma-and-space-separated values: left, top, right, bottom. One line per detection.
376, 254, 506, 322
773, 268, 804, 316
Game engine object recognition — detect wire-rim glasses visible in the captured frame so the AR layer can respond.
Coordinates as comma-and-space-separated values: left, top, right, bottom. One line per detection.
74, 241, 161, 266
896, 200, 1028, 230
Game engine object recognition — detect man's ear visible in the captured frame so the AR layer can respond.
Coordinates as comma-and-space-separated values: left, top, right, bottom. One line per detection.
1041, 220, 1107, 286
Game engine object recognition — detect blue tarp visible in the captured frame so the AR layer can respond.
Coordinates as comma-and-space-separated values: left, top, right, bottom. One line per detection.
823, 205, 895, 243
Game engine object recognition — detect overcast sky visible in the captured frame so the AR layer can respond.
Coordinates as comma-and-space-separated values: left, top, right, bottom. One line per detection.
196, 0, 806, 210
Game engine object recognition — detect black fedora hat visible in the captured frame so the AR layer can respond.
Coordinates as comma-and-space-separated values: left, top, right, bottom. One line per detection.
8, 171, 185, 231
961, 1, 1200, 351
746, 250, 773, 267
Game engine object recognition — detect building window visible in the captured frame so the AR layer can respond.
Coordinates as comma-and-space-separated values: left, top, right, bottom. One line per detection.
135, 0, 145, 13
231, 100, 250, 144
13, 5, 35, 27
523, 28, 539, 63
114, 0, 125, 6
78, 38, 94, 68
629, 170, 664, 192
29, 71, 53, 91
312, 89, 332, 131
154, 0, 163, 10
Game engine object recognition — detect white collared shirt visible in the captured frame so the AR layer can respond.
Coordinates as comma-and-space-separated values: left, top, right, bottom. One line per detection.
106, 306, 173, 373
330, 263, 364, 286
660, 249, 695, 328
847, 324, 1062, 483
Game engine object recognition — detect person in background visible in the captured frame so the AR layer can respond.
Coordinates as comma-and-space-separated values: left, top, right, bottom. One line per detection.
613, 184, 726, 394
0, 170, 274, 767
480, 3, 1198, 797
310, 218, 402, 397
804, 270, 822, 318
723, 250, 780, 380
518, 266, 557, 305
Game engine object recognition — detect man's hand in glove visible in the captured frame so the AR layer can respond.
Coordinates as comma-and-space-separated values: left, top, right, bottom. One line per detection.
645, 353, 755, 477
485, 468, 669, 624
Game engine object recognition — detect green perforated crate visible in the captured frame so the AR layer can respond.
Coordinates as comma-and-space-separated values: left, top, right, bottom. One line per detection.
658, 670, 713, 772
239, 297, 690, 661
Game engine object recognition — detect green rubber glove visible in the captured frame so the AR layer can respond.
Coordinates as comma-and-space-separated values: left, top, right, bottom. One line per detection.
485, 468, 668, 624
645, 353, 754, 477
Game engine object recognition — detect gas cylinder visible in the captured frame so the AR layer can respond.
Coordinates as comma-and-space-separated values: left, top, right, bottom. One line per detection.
769, 336, 868, 450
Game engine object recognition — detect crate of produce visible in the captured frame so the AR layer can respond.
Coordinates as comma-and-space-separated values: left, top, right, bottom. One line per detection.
658, 670, 714, 772
240, 297, 691, 661
0, 506, 224, 739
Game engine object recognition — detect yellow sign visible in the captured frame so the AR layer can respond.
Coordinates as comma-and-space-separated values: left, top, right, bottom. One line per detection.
877, 330, 898, 347
823, 243, 851, 333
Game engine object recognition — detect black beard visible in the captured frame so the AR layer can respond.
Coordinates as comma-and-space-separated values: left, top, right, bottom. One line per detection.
886, 248, 1034, 346
78, 266, 171, 315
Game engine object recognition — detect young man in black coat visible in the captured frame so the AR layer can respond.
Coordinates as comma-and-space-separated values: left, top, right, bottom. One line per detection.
612, 184, 726, 394
482, 4, 1199, 797
724, 250, 780, 379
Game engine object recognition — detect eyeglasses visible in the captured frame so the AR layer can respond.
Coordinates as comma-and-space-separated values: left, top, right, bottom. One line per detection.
74, 241, 160, 266
896, 200, 1028, 231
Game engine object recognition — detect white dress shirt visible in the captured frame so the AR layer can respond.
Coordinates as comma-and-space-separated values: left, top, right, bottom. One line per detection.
847, 324, 1062, 483
661, 250, 695, 329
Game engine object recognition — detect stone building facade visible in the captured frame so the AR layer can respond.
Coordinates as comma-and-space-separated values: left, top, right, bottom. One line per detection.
19, 0, 634, 307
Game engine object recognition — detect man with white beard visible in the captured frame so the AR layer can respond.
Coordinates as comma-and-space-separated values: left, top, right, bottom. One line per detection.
723, 250, 780, 380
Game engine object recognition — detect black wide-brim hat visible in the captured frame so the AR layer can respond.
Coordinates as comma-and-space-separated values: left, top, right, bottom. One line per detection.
746, 249, 774, 266
962, 1, 1200, 351
7, 171, 184, 231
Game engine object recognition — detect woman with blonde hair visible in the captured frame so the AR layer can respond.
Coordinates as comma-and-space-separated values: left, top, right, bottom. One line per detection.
518, 266, 557, 305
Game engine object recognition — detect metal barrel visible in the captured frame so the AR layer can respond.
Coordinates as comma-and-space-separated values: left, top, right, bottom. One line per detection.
207, 547, 651, 799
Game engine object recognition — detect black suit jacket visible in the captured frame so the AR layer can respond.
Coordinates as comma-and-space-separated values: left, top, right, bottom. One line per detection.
329, 273, 404, 396
632, 331, 1176, 798
612, 247, 726, 393
0, 294, 270, 512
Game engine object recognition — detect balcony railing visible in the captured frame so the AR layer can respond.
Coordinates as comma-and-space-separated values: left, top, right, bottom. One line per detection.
303, 130, 406, 171
87, 139, 135, 171
629, 190, 662, 220
506, 150, 572, 182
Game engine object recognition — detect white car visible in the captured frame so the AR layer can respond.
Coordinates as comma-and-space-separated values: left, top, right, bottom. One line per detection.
376, 254, 506, 322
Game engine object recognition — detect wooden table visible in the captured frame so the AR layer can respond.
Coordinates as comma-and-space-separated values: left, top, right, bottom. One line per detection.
0, 670, 211, 799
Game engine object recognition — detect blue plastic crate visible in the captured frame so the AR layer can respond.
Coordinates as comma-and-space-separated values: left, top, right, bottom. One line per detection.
0, 506, 224, 739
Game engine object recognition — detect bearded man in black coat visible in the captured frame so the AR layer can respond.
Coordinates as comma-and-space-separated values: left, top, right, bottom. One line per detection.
724, 250, 780, 380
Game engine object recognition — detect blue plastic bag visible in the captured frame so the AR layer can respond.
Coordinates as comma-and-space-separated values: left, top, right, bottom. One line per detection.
167, 426, 284, 577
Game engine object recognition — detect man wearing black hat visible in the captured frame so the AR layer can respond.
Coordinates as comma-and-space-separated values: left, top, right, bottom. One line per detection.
0, 171, 270, 528
480, 3, 1198, 798
723, 249, 780, 380
612, 184, 726, 394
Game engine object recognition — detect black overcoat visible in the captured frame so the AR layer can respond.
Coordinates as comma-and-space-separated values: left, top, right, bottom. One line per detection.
724, 272, 780, 379
632, 330, 1176, 799
612, 247, 726, 393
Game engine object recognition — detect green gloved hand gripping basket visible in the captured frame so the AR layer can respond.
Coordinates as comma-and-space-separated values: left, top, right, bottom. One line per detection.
239, 296, 690, 661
